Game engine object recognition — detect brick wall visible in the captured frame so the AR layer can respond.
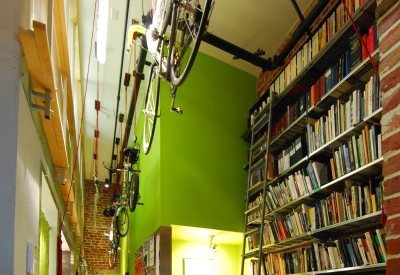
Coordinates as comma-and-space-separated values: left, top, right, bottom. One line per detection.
256, 0, 340, 99
376, 1, 400, 274
83, 180, 120, 275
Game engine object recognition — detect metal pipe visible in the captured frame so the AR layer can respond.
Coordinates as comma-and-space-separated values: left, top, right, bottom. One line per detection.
109, 0, 131, 185
202, 0, 330, 72
111, 12, 151, 192
202, 32, 271, 69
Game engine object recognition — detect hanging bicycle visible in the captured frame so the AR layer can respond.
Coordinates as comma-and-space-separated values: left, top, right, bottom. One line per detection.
105, 213, 120, 268
127, 0, 214, 154
103, 145, 142, 268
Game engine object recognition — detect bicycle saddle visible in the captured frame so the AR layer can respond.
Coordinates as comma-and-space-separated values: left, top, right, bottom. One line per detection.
123, 147, 139, 164
102, 205, 115, 217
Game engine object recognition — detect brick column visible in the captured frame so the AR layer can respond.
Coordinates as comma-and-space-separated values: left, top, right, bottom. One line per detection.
376, 1, 400, 274
83, 180, 119, 274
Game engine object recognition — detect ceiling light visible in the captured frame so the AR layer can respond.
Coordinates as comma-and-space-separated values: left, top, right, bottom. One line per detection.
209, 235, 217, 252
104, 178, 110, 188
96, 0, 109, 64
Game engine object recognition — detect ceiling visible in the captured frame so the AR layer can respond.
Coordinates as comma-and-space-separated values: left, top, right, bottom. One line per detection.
77, 0, 313, 241
78, 0, 314, 183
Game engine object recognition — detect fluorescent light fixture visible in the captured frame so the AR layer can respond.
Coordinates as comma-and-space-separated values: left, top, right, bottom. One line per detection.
97, 0, 109, 64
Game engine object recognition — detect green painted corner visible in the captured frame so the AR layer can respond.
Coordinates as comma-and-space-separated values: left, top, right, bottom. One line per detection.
128, 51, 256, 274
159, 51, 255, 232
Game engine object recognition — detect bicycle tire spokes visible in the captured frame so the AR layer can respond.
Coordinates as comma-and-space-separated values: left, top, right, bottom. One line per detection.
116, 207, 129, 237
143, 63, 160, 154
108, 245, 118, 267
128, 173, 141, 212
170, 0, 212, 87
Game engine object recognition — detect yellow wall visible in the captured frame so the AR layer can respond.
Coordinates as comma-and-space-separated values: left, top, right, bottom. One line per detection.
172, 239, 242, 275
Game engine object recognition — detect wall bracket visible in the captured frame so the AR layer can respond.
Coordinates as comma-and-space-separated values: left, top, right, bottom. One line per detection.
31, 89, 54, 119
54, 167, 67, 185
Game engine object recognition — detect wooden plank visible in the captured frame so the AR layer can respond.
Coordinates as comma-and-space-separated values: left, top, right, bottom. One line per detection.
17, 28, 46, 93
53, 0, 77, 139
19, 23, 79, 238
53, 0, 69, 73
33, 21, 69, 167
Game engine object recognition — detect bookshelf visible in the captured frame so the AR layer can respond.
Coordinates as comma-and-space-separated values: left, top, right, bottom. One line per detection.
241, 1, 385, 275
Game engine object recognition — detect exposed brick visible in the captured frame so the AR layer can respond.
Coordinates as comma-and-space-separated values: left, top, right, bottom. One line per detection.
381, 86, 400, 114
379, 23, 400, 54
385, 236, 400, 255
380, 65, 400, 93
380, 48, 400, 76
384, 176, 400, 197
381, 131, 400, 154
382, 152, 400, 177
383, 114, 400, 134
82, 179, 119, 274
377, 1, 400, 34
384, 196, 400, 217
386, 257, 400, 275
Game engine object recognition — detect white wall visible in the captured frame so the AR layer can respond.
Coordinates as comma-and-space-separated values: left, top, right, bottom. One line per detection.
0, 0, 23, 273
14, 86, 43, 274
0, 0, 73, 274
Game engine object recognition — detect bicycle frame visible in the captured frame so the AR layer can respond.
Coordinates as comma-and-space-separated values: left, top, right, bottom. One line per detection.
127, 0, 176, 82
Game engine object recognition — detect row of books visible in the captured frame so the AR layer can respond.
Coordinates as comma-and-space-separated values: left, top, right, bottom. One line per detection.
266, 161, 327, 209
249, 259, 265, 275
271, 97, 307, 140
308, 181, 383, 230
250, 94, 271, 127
269, 0, 372, 96
255, 181, 382, 245
247, 159, 332, 224
307, 74, 381, 154
247, 192, 263, 224
329, 124, 381, 180
253, 229, 386, 275
249, 123, 381, 220
247, 161, 320, 224
270, 47, 379, 148
276, 136, 307, 174
248, 154, 275, 189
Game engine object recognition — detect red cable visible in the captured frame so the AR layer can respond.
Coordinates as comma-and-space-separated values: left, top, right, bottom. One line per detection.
133, 34, 137, 138
340, 0, 379, 76
95, 61, 100, 176
60, 0, 98, 234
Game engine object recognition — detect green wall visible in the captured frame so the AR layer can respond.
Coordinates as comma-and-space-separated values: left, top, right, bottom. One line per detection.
159, 52, 255, 231
128, 51, 255, 273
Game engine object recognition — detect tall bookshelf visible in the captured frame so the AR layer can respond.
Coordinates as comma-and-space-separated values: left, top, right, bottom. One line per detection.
240, 1, 386, 274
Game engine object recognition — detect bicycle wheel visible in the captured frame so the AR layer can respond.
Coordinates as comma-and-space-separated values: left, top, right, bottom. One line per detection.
112, 217, 120, 245
108, 244, 118, 268
128, 173, 140, 212
169, 0, 212, 87
143, 63, 160, 155
116, 207, 129, 237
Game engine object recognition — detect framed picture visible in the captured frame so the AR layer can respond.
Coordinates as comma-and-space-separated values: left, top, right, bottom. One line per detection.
183, 258, 214, 275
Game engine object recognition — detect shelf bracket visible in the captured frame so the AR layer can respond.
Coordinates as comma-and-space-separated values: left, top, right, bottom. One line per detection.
54, 167, 67, 185
66, 202, 74, 216
30, 89, 54, 119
